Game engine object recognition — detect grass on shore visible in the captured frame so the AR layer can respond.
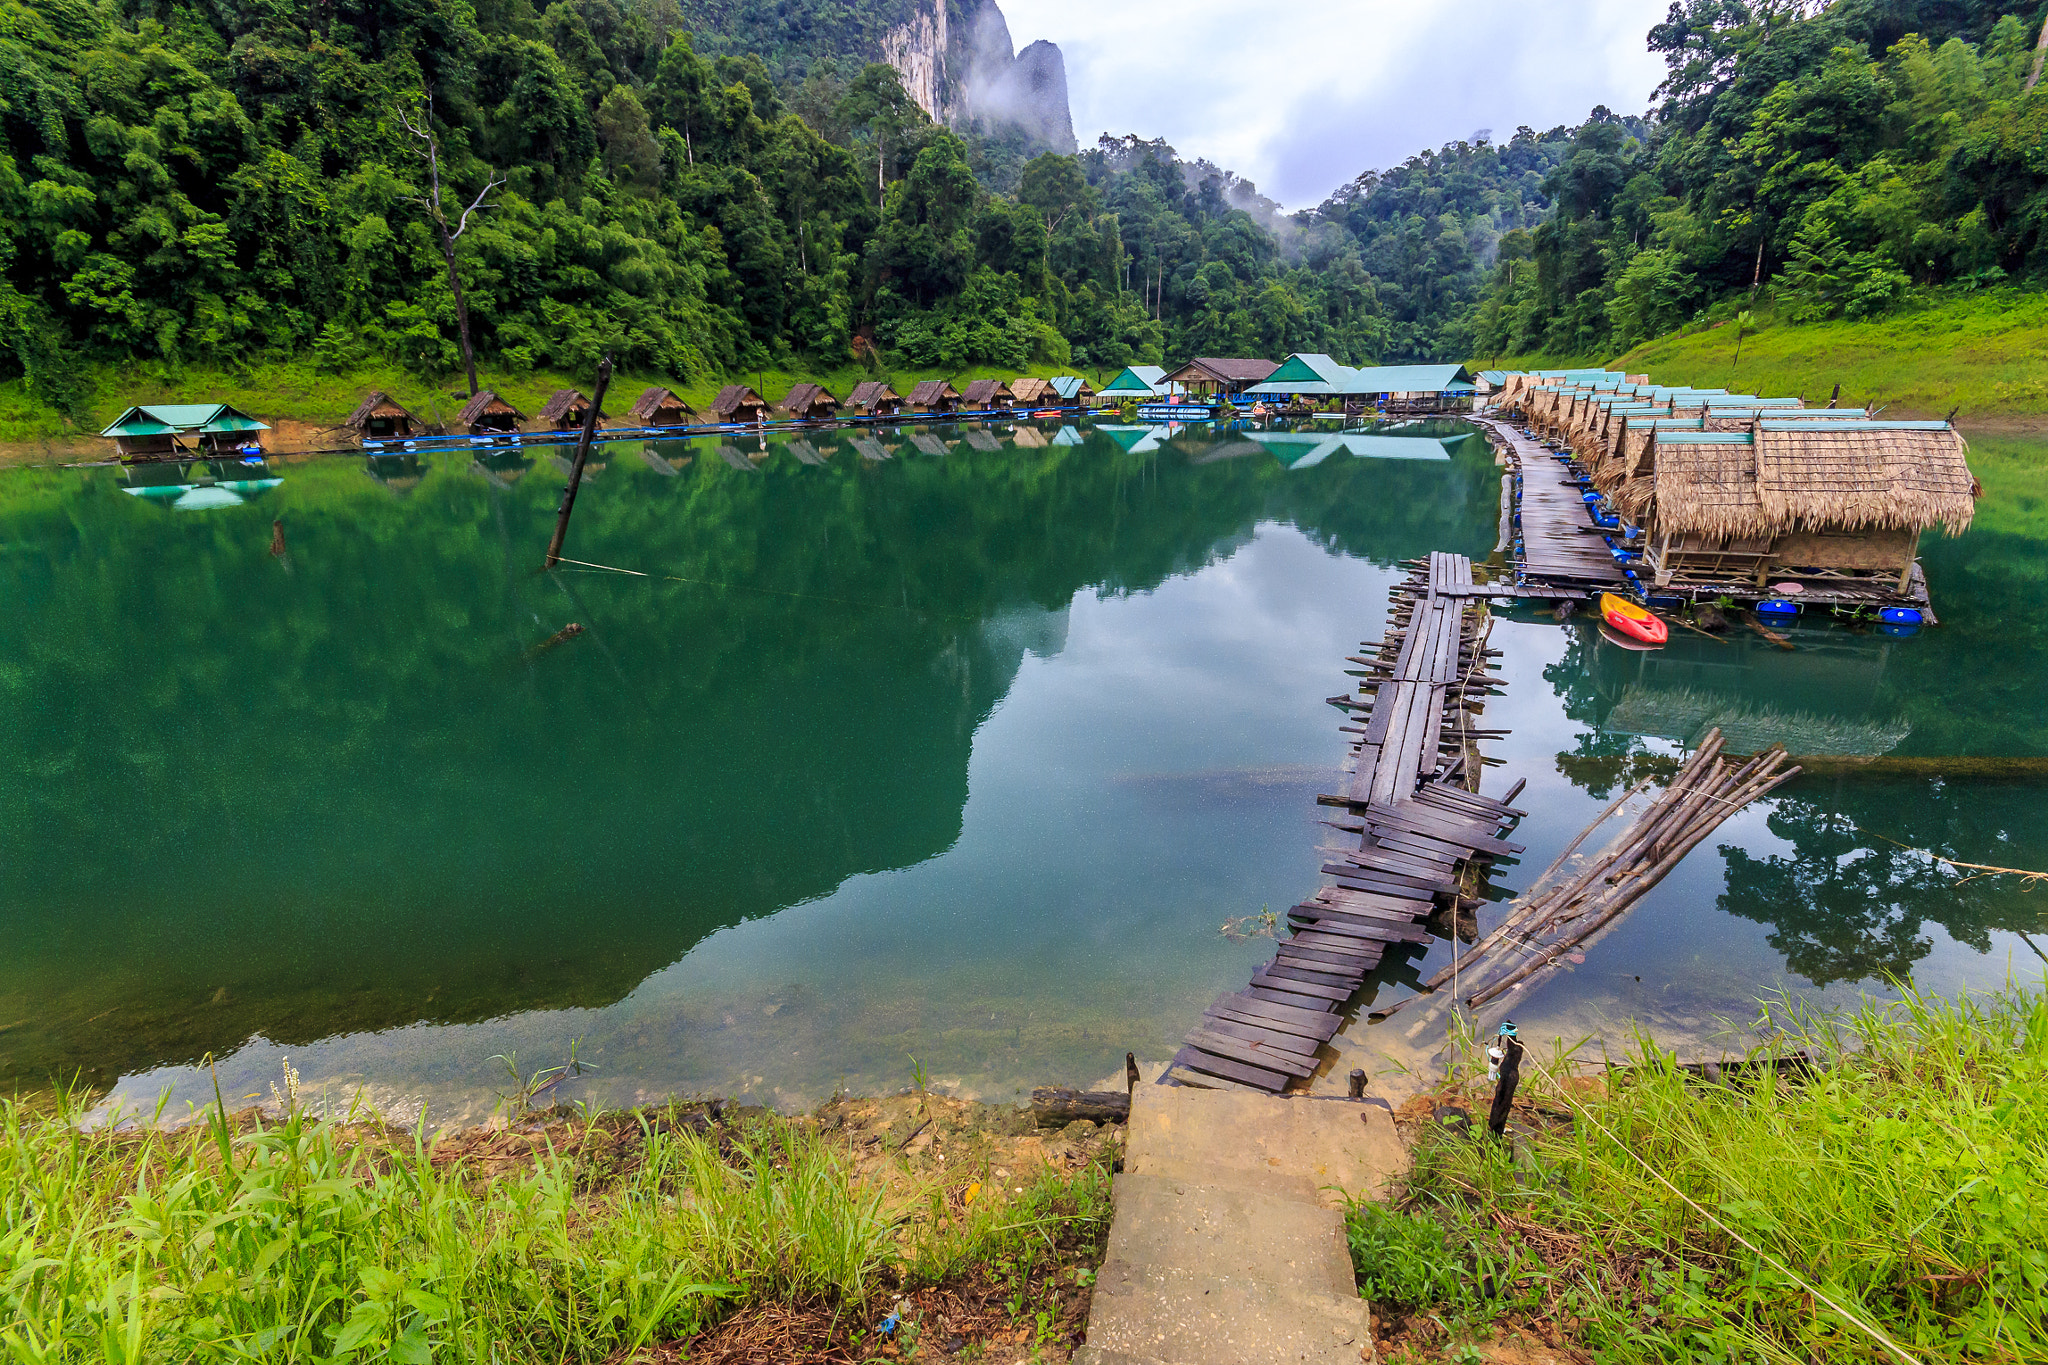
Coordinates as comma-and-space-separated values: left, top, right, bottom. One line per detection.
1351, 985, 2048, 1363
1474, 287, 2048, 425
0, 356, 1122, 451
0, 1084, 1113, 1362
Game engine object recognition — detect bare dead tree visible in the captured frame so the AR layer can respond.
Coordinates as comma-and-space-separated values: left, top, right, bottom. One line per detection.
397, 92, 504, 397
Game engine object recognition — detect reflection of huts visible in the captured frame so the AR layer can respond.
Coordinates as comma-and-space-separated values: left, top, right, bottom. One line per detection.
908, 380, 959, 414
538, 388, 606, 432
779, 382, 840, 420
1011, 424, 1050, 448
100, 403, 271, 460
1618, 422, 1977, 593
1010, 377, 1054, 406
626, 386, 695, 428
963, 428, 1003, 451
365, 452, 424, 492
345, 391, 421, 442
961, 378, 1016, 410
457, 390, 525, 435
847, 381, 902, 416
709, 385, 771, 424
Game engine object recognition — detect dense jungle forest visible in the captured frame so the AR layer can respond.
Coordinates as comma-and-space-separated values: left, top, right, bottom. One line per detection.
1, 0, 2045, 417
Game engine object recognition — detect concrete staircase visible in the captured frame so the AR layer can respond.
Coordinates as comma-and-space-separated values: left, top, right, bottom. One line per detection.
1073, 1087, 1407, 1365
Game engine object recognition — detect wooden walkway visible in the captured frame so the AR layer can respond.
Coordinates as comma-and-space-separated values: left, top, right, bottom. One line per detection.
1470, 417, 1627, 595
1164, 552, 1523, 1093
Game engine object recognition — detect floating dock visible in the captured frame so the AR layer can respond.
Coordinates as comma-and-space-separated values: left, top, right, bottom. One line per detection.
1164, 552, 1524, 1093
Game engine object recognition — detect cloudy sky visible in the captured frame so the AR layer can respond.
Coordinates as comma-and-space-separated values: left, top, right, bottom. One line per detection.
1001, 0, 1676, 209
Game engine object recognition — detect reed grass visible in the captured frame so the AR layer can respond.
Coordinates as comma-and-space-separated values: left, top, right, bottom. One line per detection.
1367, 985, 2048, 1363
0, 1083, 1056, 1362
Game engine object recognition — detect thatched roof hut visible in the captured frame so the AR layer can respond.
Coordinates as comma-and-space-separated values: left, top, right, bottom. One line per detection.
345, 391, 420, 440
847, 381, 902, 415
627, 387, 695, 426
908, 380, 959, 413
961, 378, 1016, 409
1010, 377, 1053, 405
538, 388, 607, 431
779, 382, 840, 419
709, 385, 770, 423
1625, 422, 1976, 592
457, 390, 524, 434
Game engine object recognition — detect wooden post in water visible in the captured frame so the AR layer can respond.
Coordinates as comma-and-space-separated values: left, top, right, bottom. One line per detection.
544, 356, 612, 570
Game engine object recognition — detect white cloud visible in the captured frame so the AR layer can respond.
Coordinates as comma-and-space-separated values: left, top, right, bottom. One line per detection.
1000, 0, 1673, 207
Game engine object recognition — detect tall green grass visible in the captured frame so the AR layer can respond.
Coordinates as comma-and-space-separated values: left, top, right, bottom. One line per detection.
1361, 986, 2048, 1363
0, 1091, 897, 1362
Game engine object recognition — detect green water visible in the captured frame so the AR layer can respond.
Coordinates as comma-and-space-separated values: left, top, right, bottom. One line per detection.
1, 421, 2042, 1119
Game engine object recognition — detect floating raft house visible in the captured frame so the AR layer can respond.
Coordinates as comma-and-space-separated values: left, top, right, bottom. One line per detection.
345, 392, 421, 441
627, 386, 694, 426
908, 379, 960, 414
1159, 357, 1279, 399
778, 382, 840, 420
538, 388, 606, 432
1009, 377, 1054, 406
961, 378, 1016, 409
846, 380, 903, 416
101, 403, 270, 460
709, 384, 771, 424
457, 390, 525, 435
1049, 375, 1095, 402
1099, 365, 1177, 400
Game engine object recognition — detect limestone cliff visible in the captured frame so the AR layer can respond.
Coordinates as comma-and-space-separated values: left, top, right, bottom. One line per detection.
880, 0, 1077, 155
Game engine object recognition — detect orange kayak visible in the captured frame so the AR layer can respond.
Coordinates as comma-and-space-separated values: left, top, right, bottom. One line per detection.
1600, 592, 1668, 646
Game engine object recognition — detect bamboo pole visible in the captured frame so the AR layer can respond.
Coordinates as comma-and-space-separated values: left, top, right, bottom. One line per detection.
544, 356, 613, 571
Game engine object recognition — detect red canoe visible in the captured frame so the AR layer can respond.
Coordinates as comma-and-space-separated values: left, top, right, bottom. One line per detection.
1600, 592, 1668, 647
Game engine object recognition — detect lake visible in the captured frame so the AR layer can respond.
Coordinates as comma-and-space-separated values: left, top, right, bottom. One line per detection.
2, 419, 2042, 1122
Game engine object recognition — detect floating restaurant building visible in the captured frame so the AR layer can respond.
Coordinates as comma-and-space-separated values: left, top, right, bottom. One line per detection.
1245, 357, 1478, 413
1099, 366, 1178, 401
101, 403, 271, 460
1158, 357, 1279, 399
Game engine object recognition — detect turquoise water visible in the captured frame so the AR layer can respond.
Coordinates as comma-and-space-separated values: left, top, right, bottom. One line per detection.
0, 420, 2041, 1120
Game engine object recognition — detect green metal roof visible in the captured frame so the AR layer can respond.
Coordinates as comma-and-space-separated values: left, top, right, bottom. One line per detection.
1757, 420, 1954, 431
1263, 353, 1344, 386
1630, 417, 1706, 427
1101, 365, 1172, 396
1655, 431, 1753, 443
1703, 396, 1800, 406
100, 402, 271, 438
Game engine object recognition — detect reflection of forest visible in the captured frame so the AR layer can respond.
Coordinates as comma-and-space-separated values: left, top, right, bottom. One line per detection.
1534, 491, 2048, 986
0, 425, 1500, 1086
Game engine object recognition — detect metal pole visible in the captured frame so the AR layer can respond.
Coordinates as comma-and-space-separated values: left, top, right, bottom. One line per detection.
544, 355, 612, 570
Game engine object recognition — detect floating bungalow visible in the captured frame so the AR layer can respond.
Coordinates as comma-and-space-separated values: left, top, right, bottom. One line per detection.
538, 388, 607, 432
1049, 375, 1094, 404
908, 380, 960, 414
457, 390, 525, 436
345, 392, 422, 443
779, 382, 841, 420
961, 378, 1017, 410
847, 381, 903, 416
1614, 421, 1976, 599
100, 403, 271, 461
627, 386, 695, 428
1246, 359, 1478, 414
1099, 366, 1177, 402
1009, 377, 1055, 407
709, 385, 771, 425
1158, 358, 1279, 400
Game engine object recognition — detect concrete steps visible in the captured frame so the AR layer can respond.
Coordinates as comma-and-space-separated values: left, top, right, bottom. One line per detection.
1073, 1086, 1407, 1365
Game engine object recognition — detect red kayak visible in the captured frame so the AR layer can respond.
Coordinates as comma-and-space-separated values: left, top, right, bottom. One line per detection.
1600, 592, 1669, 646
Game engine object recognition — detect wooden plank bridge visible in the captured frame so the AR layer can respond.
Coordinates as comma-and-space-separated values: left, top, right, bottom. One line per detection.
1469, 416, 1627, 598
1164, 552, 1526, 1093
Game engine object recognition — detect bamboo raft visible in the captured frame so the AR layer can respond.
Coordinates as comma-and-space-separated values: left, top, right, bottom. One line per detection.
1163, 552, 1523, 1093
1382, 727, 1800, 1020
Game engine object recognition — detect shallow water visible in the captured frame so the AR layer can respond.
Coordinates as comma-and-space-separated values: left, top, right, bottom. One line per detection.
1, 420, 2042, 1122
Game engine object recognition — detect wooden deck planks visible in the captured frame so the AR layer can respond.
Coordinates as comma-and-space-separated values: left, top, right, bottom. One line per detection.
1174, 551, 1520, 1094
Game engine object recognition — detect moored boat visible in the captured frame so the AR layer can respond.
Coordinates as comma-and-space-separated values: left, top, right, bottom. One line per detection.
1599, 591, 1668, 646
